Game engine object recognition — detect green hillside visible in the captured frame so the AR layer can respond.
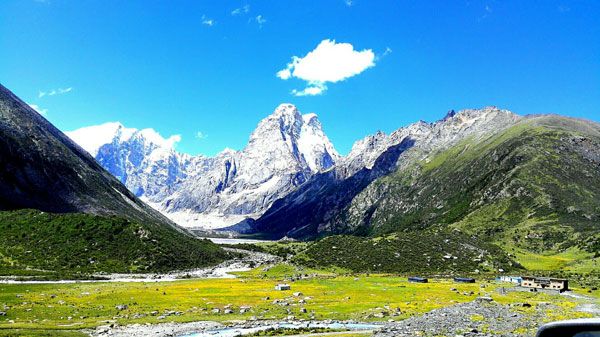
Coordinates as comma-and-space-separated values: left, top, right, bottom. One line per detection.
0, 210, 232, 277
293, 229, 518, 274
302, 116, 600, 273
0, 84, 232, 277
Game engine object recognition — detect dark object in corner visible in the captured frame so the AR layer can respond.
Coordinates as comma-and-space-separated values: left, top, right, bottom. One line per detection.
536, 318, 600, 337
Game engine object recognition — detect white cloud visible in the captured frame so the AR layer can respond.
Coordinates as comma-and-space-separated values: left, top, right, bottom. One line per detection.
66, 122, 181, 157
202, 15, 215, 26
28, 103, 48, 116
231, 4, 250, 16
479, 5, 492, 20
558, 5, 570, 12
38, 87, 72, 98
344, 0, 353, 6
255, 15, 266, 27
291, 83, 327, 97
276, 39, 375, 96
276, 68, 292, 80
196, 131, 208, 139
375, 47, 392, 61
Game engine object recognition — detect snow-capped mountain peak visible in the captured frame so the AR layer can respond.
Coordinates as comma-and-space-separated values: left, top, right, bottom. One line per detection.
67, 104, 340, 229
298, 112, 339, 172
66, 124, 186, 197
66, 122, 181, 158
247, 104, 339, 174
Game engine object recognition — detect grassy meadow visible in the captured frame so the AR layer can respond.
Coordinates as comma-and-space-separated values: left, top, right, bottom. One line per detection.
0, 264, 597, 334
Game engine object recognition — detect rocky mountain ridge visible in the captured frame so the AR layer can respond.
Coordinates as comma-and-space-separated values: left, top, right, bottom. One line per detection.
244, 106, 523, 238
67, 104, 525, 232
67, 103, 340, 229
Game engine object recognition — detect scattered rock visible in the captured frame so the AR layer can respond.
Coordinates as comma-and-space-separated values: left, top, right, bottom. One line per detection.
374, 299, 545, 337
115, 305, 128, 311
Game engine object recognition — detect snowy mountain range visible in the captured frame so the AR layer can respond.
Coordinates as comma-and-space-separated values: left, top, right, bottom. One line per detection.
239, 106, 522, 238
66, 104, 339, 229
67, 104, 522, 232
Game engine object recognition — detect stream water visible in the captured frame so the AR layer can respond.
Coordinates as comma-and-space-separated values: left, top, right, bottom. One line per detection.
201, 237, 273, 245
179, 322, 381, 337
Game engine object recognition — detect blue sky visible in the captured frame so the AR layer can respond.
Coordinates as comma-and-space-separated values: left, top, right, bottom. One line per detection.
1, 1, 599, 156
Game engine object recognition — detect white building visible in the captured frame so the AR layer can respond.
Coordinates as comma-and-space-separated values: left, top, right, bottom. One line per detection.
275, 284, 291, 291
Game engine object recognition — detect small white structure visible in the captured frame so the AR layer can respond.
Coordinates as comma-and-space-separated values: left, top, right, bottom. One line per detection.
275, 283, 291, 291
498, 276, 522, 284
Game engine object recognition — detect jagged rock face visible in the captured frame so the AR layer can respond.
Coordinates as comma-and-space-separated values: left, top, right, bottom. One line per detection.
66, 104, 523, 233
246, 107, 523, 239
67, 104, 340, 229
338, 107, 520, 178
157, 104, 340, 226
67, 123, 190, 198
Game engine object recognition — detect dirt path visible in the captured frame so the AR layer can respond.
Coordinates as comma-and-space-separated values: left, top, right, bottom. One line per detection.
561, 291, 600, 314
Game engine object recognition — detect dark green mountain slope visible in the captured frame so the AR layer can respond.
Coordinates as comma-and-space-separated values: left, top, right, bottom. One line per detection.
0, 84, 229, 274
0, 84, 167, 226
294, 229, 517, 274
0, 210, 227, 275
319, 116, 600, 271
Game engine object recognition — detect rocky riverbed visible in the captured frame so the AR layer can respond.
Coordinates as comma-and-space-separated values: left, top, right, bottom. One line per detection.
375, 297, 581, 337
90, 320, 381, 337
85, 293, 599, 337
90, 320, 223, 337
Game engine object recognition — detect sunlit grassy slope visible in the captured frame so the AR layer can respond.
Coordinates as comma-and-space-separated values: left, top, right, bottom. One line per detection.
300, 117, 600, 274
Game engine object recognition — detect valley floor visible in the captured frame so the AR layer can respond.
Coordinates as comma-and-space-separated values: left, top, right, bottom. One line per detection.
0, 248, 279, 284
0, 263, 598, 337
